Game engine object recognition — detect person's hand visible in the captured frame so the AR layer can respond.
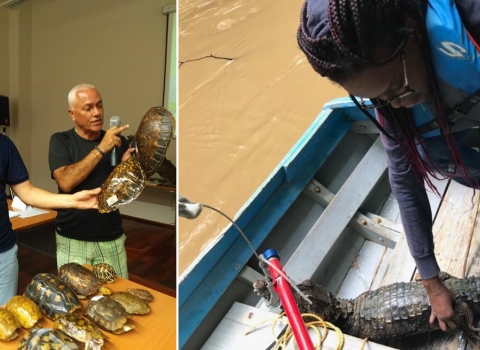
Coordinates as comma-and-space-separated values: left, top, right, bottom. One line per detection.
422, 275, 459, 331
71, 188, 102, 209
121, 148, 136, 162
98, 124, 130, 153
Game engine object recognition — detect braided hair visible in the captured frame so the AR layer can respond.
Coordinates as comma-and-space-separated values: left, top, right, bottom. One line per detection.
298, 0, 474, 193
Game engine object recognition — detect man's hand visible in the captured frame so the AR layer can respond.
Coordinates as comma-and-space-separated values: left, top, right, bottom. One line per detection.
71, 187, 102, 209
422, 275, 458, 331
98, 124, 130, 153
121, 148, 136, 162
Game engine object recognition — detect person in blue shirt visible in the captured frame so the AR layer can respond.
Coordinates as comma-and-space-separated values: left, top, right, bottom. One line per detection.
0, 134, 100, 305
298, 0, 480, 332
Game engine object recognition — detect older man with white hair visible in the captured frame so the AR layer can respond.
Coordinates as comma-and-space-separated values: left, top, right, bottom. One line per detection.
48, 83, 135, 278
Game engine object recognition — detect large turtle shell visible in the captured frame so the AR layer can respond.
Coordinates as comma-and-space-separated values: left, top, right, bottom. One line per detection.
98, 156, 146, 213
0, 308, 20, 341
18, 328, 78, 350
109, 291, 150, 314
24, 273, 82, 320
134, 106, 175, 178
5, 295, 42, 329
54, 313, 104, 350
84, 296, 134, 334
59, 262, 103, 298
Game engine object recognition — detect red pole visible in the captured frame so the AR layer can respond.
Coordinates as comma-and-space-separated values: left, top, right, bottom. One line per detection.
264, 249, 314, 350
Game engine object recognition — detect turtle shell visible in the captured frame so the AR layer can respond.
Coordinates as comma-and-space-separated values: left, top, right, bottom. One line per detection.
93, 263, 116, 284
134, 107, 175, 178
59, 262, 102, 298
5, 295, 42, 329
84, 296, 134, 334
0, 308, 20, 341
18, 328, 78, 350
54, 313, 105, 350
24, 273, 82, 320
126, 288, 154, 302
109, 291, 150, 314
98, 157, 146, 213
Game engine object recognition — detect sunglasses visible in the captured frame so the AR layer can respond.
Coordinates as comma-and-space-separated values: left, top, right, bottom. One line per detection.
358, 53, 415, 110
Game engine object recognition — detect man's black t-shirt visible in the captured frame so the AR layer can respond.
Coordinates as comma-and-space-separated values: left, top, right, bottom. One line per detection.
48, 128, 128, 241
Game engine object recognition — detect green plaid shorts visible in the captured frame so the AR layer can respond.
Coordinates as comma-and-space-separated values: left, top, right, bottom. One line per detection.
55, 233, 128, 279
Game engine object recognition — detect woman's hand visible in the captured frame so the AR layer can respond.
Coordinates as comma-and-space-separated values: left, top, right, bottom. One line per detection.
422, 275, 459, 331
71, 188, 102, 209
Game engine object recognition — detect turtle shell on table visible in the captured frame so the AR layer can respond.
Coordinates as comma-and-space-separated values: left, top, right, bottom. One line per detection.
24, 273, 82, 320
92, 263, 116, 284
84, 296, 134, 334
126, 288, 154, 302
18, 328, 78, 350
59, 263, 111, 299
0, 308, 20, 341
54, 313, 105, 350
109, 291, 150, 315
5, 295, 43, 329
97, 107, 175, 213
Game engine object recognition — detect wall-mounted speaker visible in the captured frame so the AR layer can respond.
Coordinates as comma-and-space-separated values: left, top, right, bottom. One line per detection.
0, 96, 10, 127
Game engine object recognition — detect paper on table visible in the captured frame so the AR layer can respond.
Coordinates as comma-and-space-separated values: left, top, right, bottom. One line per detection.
17, 207, 49, 218
8, 211, 20, 219
11, 196, 29, 211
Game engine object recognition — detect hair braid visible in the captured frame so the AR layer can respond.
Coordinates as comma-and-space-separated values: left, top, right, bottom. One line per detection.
298, 0, 476, 193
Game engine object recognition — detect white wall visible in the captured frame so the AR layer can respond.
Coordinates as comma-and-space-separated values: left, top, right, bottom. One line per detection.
3, 0, 176, 224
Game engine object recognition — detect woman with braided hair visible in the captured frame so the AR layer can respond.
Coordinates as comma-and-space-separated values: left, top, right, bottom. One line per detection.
298, 0, 480, 333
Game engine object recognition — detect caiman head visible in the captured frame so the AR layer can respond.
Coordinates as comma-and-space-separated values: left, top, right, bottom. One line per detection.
296, 280, 342, 322
253, 279, 275, 302
253, 279, 342, 323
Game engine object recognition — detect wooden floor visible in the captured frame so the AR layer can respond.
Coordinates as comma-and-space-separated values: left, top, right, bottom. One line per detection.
16, 216, 176, 298
386, 181, 480, 350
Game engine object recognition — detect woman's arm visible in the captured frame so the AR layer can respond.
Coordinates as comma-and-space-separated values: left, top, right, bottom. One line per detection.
10, 180, 100, 210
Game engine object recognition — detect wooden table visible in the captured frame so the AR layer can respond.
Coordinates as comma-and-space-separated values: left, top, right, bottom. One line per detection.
8, 199, 57, 232
3, 267, 177, 349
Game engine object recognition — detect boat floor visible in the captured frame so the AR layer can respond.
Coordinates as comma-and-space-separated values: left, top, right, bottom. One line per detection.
384, 180, 480, 350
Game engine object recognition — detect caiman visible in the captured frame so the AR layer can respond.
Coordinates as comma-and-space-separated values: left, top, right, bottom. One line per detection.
253, 273, 480, 341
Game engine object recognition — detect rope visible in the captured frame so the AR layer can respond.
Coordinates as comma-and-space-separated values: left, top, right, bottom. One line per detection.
246, 311, 371, 350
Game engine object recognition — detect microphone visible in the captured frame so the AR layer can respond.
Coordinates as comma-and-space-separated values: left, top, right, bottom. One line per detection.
110, 116, 121, 166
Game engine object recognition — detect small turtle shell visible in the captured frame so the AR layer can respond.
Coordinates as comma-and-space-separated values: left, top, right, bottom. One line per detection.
126, 288, 154, 302
109, 291, 150, 314
84, 297, 133, 334
93, 263, 117, 284
59, 263, 102, 297
24, 273, 82, 319
54, 313, 105, 348
18, 328, 78, 350
5, 295, 42, 329
0, 308, 20, 341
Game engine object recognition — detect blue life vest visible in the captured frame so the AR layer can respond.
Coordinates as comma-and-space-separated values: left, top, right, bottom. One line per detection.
411, 0, 480, 138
